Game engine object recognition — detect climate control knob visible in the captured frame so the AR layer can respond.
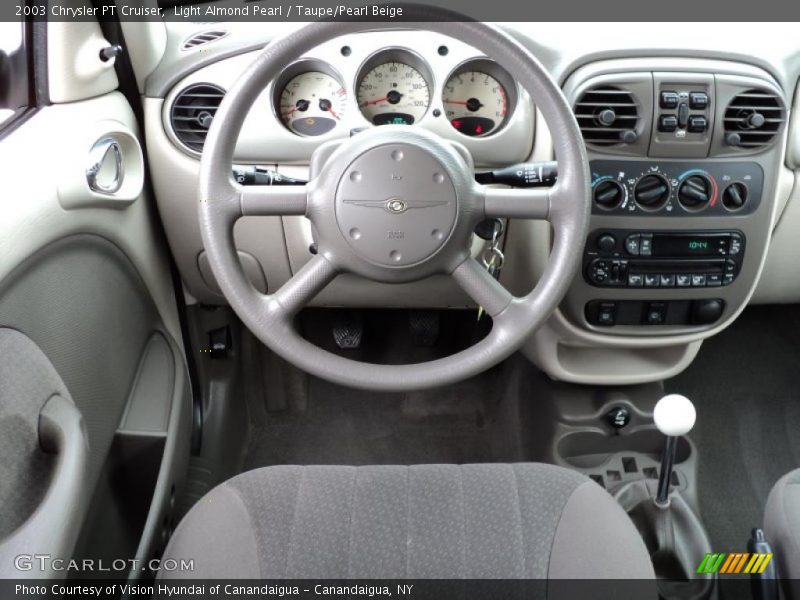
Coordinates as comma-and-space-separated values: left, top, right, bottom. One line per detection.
678, 175, 713, 210
634, 174, 670, 210
593, 179, 624, 209
722, 182, 748, 210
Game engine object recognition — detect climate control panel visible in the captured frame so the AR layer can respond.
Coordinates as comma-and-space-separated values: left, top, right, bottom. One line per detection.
591, 160, 763, 216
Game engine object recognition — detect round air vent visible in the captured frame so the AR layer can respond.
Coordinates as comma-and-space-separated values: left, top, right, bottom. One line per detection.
724, 89, 785, 149
170, 84, 226, 153
574, 86, 639, 147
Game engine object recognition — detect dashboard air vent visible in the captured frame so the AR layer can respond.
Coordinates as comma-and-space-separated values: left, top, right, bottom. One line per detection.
181, 30, 228, 51
724, 89, 785, 149
574, 86, 639, 147
170, 84, 226, 153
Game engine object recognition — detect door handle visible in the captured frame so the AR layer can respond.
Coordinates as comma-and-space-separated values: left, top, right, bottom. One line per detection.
86, 136, 124, 195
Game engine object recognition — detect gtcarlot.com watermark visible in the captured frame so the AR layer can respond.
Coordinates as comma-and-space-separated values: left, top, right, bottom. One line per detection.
14, 554, 194, 573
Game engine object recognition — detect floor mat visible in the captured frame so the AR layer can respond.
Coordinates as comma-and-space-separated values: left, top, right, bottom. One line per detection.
666, 305, 800, 552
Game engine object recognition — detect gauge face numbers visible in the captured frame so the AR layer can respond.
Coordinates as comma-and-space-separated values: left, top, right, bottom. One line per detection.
443, 71, 508, 137
357, 62, 430, 126
279, 71, 346, 136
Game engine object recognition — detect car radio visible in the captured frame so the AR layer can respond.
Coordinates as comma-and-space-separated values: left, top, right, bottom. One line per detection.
584, 229, 745, 289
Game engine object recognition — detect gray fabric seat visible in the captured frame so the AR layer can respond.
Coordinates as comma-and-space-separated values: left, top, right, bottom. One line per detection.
765, 469, 800, 585
162, 463, 653, 580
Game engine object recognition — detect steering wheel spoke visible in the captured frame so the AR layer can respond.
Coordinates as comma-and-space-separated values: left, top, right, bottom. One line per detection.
270, 254, 339, 318
451, 257, 514, 318
239, 184, 309, 217
482, 185, 551, 220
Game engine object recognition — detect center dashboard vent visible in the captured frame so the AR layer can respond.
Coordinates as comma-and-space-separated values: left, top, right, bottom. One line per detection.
574, 86, 640, 147
181, 30, 229, 51
170, 84, 226, 153
724, 89, 785, 149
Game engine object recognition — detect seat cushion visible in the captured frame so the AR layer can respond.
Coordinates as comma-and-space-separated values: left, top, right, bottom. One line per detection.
765, 468, 800, 581
162, 463, 653, 580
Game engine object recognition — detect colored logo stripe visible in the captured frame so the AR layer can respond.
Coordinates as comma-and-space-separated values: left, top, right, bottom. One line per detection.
697, 553, 773, 574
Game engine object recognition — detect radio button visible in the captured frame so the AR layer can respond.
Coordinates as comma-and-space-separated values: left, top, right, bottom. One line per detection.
707, 273, 723, 287
723, 273, 735, 285
676, 274, 692, 287
725, 259, 737, 274
639, 234, 653, 257
628, 273, 644, 287
660, 274, 676, 287
691, 274, 707, 287
644, 274, 660, 287
729, 234, 743, 256
597, 234, 617, 252
625, 234, 641, 255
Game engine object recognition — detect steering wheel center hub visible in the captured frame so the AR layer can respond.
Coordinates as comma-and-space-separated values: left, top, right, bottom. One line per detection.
334, 143, 458, 267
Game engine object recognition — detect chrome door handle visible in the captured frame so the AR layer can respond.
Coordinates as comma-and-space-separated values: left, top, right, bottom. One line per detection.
86, 137, 124, 194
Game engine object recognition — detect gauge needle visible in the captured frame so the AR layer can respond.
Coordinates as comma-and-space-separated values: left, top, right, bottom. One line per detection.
281, 107, 298, 118
444, 99, 469, 105
319, 99, 340, 120
361, 96, 389, 107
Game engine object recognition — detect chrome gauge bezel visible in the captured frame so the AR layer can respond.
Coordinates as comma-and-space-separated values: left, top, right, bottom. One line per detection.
272, 59, 347, 137
442, 58, 518, 138
355, 48, 435, 127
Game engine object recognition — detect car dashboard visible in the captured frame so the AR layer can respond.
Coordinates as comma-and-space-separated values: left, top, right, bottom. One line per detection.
141, 22, 800, 386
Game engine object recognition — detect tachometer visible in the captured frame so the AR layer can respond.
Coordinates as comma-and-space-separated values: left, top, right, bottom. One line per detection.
443, 70, 509, 137
357, 62, 430, 126
278, 71, 346, 136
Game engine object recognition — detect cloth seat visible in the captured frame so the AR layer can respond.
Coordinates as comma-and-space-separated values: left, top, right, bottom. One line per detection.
764, 468, 800, 589
161, 463, 654, 581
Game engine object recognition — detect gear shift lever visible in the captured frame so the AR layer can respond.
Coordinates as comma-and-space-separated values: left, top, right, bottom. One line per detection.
653, 394, 696, 507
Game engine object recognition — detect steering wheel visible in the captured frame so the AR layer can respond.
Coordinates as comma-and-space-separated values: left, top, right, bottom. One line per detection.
198, 18, 591, 392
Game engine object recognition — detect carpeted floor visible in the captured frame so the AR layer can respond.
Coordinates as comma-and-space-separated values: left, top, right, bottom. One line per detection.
666, 304, 800, 552
242, 305, 800, 559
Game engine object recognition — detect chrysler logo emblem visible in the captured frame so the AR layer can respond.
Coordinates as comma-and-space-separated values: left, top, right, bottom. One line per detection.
342, 196, 448, 213
386, 198, 407, 214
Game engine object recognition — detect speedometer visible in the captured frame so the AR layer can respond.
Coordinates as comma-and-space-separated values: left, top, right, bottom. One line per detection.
443, 70, 509, 137
278, 71, 347, 136
357, 62, 430, 126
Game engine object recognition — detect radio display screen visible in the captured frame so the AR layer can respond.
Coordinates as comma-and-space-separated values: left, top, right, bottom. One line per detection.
652, 234, 729, 257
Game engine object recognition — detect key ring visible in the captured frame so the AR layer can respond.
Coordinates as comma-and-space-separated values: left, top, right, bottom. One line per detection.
481, 246, 505, 271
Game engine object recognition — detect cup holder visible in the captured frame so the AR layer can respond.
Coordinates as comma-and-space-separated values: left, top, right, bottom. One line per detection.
557, 429, 691, 469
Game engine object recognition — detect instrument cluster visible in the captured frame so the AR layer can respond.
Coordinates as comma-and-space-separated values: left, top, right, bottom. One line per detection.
271, 49, 517, 139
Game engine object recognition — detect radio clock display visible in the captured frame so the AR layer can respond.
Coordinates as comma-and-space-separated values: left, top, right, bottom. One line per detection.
652, 234, 729, 257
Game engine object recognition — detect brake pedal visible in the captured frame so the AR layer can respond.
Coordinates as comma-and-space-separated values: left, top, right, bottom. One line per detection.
408, 310, 439, 347
332, 311, 363, 349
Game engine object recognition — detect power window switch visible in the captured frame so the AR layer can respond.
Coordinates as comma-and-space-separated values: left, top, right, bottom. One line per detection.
688, 116, 708, 133
660, 91, 679, 109
689, 92, 709, 109
659, 115, 679, 132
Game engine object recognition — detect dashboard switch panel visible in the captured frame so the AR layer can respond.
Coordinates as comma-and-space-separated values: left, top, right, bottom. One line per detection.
586, 299, 726, 327
591, 160, 763, 216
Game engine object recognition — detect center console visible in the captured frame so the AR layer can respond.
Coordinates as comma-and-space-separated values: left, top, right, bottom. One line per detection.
557, 59, 787, 340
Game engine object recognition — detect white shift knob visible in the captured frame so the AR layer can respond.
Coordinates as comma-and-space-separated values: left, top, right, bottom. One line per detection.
654, 394, 696, 437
